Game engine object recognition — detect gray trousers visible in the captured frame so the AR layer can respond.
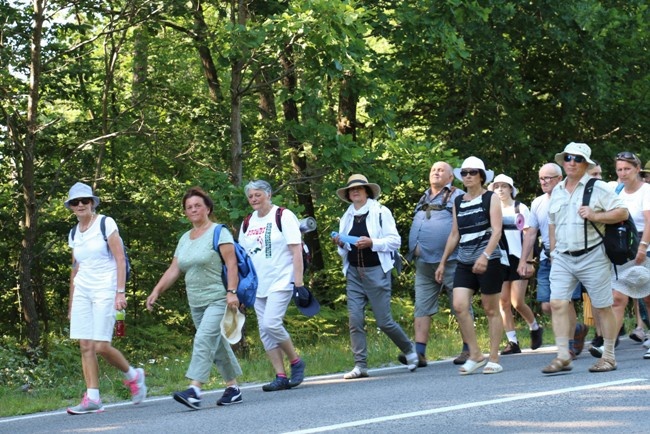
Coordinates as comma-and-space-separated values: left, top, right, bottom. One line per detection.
346, 265, 414, 368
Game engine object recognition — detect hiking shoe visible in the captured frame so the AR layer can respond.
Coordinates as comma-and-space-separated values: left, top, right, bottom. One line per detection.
173, 388, 201, 410
217, 386, 242, 406
589, 345, 603, 359
591, 335, 604, 348
343, 366, 369, 380
398, 353, 427, 368
124, 368, 147, 404
530, 327, 544, 350
629, 327, 646, 343
262, 375, 291, 392
573, 323, 589, 355
501, 341, 521, 355
404, 352, 419, 371
453, 350, 470, 365
67, 393, 104, 415
288, 359, 306, 388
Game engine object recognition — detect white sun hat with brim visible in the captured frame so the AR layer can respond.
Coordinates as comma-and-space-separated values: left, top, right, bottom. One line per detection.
453, 156, 494, 183
220, 308, 246, 344
488, 174, 518, 198
554, 142, 597, 170
612, 259, 650, 299
336, 174, 381, 203
64, 182, 100, 209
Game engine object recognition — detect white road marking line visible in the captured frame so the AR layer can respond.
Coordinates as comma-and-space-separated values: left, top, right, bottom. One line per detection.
283, 378, 647, 434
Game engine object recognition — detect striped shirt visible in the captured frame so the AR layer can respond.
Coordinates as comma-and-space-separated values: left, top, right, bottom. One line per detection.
456, 192, 501, 264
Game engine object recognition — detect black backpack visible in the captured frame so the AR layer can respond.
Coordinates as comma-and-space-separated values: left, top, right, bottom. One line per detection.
70, 216, 132, 281
582, 178, 639, 266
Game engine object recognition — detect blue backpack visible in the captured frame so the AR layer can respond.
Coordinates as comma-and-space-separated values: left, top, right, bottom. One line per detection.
213, 224, 258, 308
70, 216, 132, 282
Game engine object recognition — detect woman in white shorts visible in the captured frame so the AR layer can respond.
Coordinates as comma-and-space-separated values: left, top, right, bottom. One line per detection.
66, 182, 146, 415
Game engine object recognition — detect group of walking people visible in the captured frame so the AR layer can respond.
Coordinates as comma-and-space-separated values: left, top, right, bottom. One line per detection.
63, 141, 649, 414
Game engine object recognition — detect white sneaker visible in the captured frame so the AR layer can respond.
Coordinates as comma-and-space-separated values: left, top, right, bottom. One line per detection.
645, 348, 650, 360
405, 352, 419, 372
124, 368, 147, 404
343, 366, 369, 380
643, 338, 650, 349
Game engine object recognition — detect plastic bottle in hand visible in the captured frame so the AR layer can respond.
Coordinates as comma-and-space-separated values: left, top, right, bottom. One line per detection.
115, 309, 126, 337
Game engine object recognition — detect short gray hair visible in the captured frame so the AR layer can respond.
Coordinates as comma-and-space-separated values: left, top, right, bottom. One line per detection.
244, 179, 272, 197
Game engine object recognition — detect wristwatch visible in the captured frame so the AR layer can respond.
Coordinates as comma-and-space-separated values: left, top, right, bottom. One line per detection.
226, 289, 237, 294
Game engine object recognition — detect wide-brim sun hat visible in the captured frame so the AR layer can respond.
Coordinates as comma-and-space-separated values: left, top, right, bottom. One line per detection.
488, 174, 518, 198
64, 182, 100, 209
293, 285, 321, 317
220, 308, 246, 344
554, 142, 597, 170
336, 174, 381, 203
612, 259, 650, 299
453, 156, 494, 183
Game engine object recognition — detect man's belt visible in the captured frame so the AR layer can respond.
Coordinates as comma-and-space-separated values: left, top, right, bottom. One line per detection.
560, 242, 602, 257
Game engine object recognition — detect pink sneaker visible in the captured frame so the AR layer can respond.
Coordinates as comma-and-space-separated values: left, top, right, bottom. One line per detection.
67, 393, 104, 415
124, 368, 147, 404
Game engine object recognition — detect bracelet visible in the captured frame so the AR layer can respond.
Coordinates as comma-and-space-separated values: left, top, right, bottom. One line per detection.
640, 241, 649, 246
116, 289, 126, 293
526, 260, 535, 265
483, 251, 490, 259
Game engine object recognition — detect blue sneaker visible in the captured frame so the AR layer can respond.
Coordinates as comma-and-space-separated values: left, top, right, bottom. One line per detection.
173, 388, 201, 410
217, 386, 242, 406
262, 375, 291, 392
288, 359, 306, 388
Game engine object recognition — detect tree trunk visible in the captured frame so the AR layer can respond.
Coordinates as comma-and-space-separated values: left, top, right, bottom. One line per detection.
337, 71, 358, 139
18, 0, 46, 351
192, 0, 221, 102
279, 45, 324, 272
229, 0, 248, 186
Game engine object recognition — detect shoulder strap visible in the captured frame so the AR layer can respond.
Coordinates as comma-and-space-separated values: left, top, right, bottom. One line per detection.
99, 216, 108, 242
514, 200, 520, 214
242, 213, 253, 233
582, 178, 603, 250
482, 191, 493, 223
213, 224, 224, 257
70, 225, 77, 241
275, 207, 285, 232
615, 183, 624, 194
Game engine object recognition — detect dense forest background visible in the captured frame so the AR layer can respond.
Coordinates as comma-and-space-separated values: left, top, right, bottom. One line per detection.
1, 0, 648, 352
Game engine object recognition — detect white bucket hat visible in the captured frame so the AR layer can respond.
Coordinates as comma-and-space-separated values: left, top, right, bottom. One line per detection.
64, 182, 100, 209
220, 308, 246, 344
612, 259, 650, 299
336, 174, 381, 203
453, 156, 494, 183
488, 174, 518, 198
554, 142, 597, 169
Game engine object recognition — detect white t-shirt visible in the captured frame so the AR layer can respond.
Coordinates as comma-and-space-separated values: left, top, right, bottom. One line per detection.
502, 201, 531, 259
68, 215, 118, 290
238, 205, 302, 297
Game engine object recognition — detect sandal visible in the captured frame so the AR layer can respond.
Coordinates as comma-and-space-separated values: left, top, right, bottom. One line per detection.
459, 358, 487, 375
541, 357, 573, 374
589, 357, 617, 372
482, 361, 503, 374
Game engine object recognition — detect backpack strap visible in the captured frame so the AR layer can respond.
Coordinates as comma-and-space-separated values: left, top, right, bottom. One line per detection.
242, 213, 253, 233
213, 224, 225, 258
582, 178, 604, 250
99, 215, 108, 242
275, 207, 285, 232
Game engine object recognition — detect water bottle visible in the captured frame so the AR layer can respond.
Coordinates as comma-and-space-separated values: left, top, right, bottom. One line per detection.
115, 309, 126, 337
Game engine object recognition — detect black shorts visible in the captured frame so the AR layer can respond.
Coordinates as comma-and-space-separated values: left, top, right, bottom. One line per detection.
453, 259, 505, 295
504, 254, 525, 282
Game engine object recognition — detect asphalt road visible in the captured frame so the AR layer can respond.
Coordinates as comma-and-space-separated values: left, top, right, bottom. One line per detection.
2, 339, 648, 434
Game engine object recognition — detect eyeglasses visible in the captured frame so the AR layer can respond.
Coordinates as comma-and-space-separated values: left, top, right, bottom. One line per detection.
616, 151, 640, 165
563, 154, 586, 163
69, 198, 92, 207
460, 169, 480, 177
539, 175, 560, 183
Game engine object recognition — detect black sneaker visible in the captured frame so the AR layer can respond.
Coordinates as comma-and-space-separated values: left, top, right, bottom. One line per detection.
530, 327, 544, 350
288, 359, 306, 388
591, 334, 603, 347
397, 353, 428, 368
217, 386, 242, 406
262, 376, 291, 392
173, 388, 201, 410
501, 341, 521, 355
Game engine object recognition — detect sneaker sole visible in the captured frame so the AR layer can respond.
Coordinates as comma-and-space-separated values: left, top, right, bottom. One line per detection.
217, 397, 242, 406
173, 394, 201, 410
67, 407, 105, 415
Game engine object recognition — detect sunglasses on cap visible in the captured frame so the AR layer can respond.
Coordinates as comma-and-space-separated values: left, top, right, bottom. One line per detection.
69, 198, 93, 207
460, 169, 480, 177
616, 151, 640, 165
563, 154, 586, 163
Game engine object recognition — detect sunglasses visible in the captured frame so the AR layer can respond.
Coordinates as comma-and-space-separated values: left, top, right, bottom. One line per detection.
69, 198, 92, 207
563, 154, 586, 163
616, 151, 640, 165
460, 169, 480, 177
539, 175, 560, 183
